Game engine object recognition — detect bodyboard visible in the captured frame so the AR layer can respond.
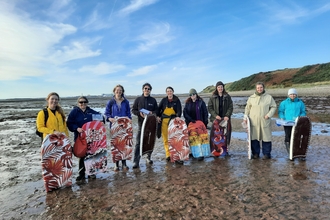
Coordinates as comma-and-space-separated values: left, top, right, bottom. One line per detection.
210, 119, 231, 157
168, 118, 190, 162
41, 133, 73, 192
289, 116, 311, 160
110, 117, 133, 163
188, 120, 210, 158
82, 121, 107, 175
140, 114, 157, 156
84, 149, 108, 175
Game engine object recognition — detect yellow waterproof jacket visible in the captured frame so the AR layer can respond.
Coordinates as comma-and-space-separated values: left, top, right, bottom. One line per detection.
36, 108, 69, 139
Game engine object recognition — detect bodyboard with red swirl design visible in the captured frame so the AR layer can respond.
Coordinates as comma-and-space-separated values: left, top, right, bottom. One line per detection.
110, 117, 133, 163
209, 119, 231, 157
41, 133, 73, 192
188, 120, 210, 158
140, 114, 157, 156
168, 118, 190, 163
289, 116, 311, 160
82, 121, 107, 175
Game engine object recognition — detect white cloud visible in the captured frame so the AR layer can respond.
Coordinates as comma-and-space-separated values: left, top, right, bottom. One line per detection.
131, 22, 173, 53
127, 65, 157, 76
0, 1, 77, 80
49, 38, 102, 64
79, 62, 125, 75
47, 0, 75, 22
118, 0, 159, 16
83, 8, 112, 31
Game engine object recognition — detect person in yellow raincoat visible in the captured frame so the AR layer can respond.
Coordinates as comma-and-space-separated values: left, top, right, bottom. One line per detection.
157, 86, 182, 161
36, 92, 69, 139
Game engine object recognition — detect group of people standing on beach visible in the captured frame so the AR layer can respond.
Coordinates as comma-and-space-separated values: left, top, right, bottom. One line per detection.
36, 81, 306, 181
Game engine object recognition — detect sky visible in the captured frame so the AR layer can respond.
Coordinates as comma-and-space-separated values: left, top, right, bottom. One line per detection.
1, 0, 330, 99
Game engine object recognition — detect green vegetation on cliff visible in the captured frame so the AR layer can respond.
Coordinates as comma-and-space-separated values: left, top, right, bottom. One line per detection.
203, 62, 330, 93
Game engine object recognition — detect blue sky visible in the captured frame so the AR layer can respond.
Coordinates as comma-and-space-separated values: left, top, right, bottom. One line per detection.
1, 0, 330, 99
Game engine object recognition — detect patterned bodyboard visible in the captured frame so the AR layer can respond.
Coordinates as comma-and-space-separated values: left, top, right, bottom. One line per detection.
210, 119, 231, 157
289, 116, 311, 160
168, 118, 190, 162
41, 133, 73, 192
140, 114, 157, 156
188, 120, 210, 158
82, 121, 107, 175
110, 117, 133, 163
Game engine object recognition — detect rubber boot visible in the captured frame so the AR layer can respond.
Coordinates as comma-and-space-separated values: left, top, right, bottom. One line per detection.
114, 161, 120, 171
122, 160, 129, 170
133, 156, 140, 169
285, 142, 290, 154
146, 154, 153, 164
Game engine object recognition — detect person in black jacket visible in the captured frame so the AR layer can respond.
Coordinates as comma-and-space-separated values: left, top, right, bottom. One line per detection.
157, 86, 182, 161
183, 88, 208, 128
131, 83, 158, 169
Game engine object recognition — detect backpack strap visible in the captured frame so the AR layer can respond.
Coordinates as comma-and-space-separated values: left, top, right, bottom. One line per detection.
43, 108, 49, 125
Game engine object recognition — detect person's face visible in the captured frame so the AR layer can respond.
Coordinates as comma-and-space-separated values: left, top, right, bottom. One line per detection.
143, 85, 151, 96
190, 93, 197, 101
48, 95, 59, 110
217, 85, 224, 94
256, 84, 264, 93
114, 86, 123, 97
78, 99, 88, 110
289, 94, 297, 100
166, 88, 173, 98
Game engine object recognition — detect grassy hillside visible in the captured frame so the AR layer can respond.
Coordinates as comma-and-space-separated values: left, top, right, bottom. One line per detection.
203, 62, 330, 92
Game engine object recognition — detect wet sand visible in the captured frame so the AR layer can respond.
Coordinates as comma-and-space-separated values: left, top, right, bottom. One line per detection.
1, 89, 330, 219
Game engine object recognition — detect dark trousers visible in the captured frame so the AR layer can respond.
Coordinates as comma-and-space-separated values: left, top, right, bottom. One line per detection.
284, 126, 293, 143
134, 126, 142, 162
78, 156, 85, 177
251, 140, 272, 157
134, 125, 152, 162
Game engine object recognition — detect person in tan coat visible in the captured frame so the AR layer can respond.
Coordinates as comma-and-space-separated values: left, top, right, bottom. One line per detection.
244, 82, 277, 159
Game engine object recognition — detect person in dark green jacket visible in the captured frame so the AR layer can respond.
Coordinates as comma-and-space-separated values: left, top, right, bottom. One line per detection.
208, 81, 233, 148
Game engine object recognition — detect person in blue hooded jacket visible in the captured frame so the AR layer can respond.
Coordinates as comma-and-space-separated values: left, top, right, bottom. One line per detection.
67, 96, 102, 181
278, 88, 306, 153
104, 84, 132, 171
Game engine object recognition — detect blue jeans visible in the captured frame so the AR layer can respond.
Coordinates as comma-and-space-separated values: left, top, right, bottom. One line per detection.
251, 140, 272, 157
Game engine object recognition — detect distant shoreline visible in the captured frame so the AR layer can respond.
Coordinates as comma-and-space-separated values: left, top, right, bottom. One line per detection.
1, 85, 329, 101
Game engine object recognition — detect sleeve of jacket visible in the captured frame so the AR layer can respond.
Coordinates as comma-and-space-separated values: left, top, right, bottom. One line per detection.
132, 97, 140, 116
152, 98, 158, 114
224, 95, 233, 117
104, 100, 112, 121
201, 101, 208, 125
157, 98, 164, 117
244, 97, 252, 117
66, 108, 79, 132
300, 100, 307, 116
36, 110, 53, 134
208, 97, 217, 119
266, 96, 277, 118
183, 103, 193, 123
176, 99, 182, 117
278, 100, 285, 119
124, 100, 132, 119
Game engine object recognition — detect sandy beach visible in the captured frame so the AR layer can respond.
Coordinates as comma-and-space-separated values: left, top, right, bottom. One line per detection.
1, 87, 330, 219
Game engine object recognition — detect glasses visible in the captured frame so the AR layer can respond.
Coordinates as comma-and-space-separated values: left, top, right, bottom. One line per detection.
189, 93, 196, 96
144, 87, 151, 91
79, 101, 88, 104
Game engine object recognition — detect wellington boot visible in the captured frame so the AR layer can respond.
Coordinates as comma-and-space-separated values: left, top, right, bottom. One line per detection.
285, 142, 290, 154
146, 154, 153, 164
